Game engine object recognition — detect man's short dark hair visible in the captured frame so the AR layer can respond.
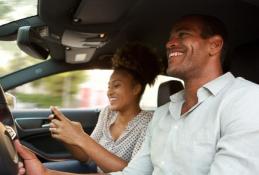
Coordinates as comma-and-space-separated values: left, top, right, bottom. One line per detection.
182, 14, 228, 63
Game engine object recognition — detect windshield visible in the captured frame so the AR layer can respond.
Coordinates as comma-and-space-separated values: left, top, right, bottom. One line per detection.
0, 41, 41, 76
0, 0, 37, 26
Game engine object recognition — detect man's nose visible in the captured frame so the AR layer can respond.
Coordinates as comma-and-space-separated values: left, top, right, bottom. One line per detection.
166, 37, 178, 49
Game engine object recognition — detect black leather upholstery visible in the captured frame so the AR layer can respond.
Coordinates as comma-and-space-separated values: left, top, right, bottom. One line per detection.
228, 41, 259, 84
157, 80, 184, 107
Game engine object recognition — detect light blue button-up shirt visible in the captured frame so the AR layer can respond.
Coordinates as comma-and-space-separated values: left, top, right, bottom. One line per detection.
110, 72, 259, 175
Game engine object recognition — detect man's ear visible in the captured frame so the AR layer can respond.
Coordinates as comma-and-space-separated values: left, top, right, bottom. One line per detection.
208, 35, 223, 56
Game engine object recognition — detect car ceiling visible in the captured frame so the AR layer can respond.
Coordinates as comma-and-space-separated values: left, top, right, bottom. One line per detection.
0, 0, 259, 70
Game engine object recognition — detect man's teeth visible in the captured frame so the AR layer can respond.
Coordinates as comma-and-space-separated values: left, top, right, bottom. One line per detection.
170, 52, 183, 57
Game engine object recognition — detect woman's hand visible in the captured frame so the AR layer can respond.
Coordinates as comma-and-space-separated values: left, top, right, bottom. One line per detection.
49, 106, 87, 146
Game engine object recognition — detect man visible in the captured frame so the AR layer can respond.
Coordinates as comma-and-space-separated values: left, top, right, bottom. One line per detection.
16, 14, 259, 175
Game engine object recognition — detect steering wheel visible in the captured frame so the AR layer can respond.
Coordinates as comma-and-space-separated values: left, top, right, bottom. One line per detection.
0, 85, 19, 175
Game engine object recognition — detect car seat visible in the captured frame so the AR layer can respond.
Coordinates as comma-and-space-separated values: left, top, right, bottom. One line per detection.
157, 80, 184, 107
228, 40, 259, 84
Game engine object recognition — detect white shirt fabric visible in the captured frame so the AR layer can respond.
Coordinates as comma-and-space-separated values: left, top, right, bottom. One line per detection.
110, 72, 259, 175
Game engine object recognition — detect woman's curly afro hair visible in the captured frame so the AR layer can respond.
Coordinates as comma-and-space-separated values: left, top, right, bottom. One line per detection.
112, 42, 164, 87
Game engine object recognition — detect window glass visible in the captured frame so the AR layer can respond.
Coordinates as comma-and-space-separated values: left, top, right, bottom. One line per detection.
9, 70, 182, 110
0, 41, 42, 76
9, 70, 111, 109
0, 0, 37, 26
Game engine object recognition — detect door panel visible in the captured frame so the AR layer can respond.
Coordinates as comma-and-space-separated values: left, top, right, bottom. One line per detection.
12, 108, 100, 161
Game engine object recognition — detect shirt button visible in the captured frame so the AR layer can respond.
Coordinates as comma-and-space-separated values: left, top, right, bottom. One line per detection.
174, 125, 178, 129
160, 161, 165, 166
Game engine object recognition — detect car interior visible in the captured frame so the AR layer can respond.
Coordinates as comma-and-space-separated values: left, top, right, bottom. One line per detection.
157, 80, 184, 107
0, 0, 259, 174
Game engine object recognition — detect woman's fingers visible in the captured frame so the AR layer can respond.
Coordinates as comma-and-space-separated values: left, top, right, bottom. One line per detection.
49, 119, 63, 135
50, 106, 70, 122
48, 114, 55, 120
48, 107, 82, 145
50, 119, 61, 127
49, 122, 55, 128
49, 119, 61, 133
49, 127, 59, 134
49, 118, 72, 136
50, 132, 61, 139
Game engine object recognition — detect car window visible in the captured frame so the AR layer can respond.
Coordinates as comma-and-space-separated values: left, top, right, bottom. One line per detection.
8, 70, 182, 110
0, 41, 42, 76
0, 0, 37, 26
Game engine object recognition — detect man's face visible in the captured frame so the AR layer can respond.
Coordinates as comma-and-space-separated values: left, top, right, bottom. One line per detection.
166, 17, 210, 79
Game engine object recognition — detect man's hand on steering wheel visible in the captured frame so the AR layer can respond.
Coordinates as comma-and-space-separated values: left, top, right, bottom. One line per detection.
14, 139, 47, 175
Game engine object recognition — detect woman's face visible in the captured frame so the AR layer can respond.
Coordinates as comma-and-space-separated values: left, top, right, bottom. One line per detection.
107, 70, 141, 111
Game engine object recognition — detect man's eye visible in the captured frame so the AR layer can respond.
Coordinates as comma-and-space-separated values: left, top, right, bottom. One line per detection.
179, 32, 187, 38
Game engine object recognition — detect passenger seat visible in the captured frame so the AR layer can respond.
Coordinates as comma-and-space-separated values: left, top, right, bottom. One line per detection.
157, 80, 184, 107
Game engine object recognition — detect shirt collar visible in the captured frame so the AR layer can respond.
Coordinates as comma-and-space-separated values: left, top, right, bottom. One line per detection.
169, 72, 235, 103
170, 90, 184, 103
203, 72, 235, 96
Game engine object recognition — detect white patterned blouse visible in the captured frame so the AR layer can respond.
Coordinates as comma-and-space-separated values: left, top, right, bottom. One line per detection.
90, 106, 153, 172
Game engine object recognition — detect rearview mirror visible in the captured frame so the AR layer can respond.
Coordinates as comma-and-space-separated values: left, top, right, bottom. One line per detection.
17, 26, 49, 59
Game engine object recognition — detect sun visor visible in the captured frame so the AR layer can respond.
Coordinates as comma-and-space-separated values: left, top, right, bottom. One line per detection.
17, 26, 49, 59
62, 30, 107, 48
73, 0, 139, 24
64, 47, 96, 64
62, 30, 108, 64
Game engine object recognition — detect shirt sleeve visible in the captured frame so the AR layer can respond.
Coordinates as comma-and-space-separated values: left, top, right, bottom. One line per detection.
90, 106, 109, 142
209, 87, 259, 175
110, 116, 154, 175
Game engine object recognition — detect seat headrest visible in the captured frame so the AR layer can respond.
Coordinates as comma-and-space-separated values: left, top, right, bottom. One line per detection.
157, 80, 184, 107
229, 41, 259, 84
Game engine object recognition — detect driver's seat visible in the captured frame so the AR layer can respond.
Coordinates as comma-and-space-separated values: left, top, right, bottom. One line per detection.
228, 40, 259, 84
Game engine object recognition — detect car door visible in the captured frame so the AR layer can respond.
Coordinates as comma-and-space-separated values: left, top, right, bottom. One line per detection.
2, 67, 112, 162
12, 108, 100, 161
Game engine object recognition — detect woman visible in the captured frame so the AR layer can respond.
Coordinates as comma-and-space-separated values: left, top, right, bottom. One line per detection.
47, 43, 163, 173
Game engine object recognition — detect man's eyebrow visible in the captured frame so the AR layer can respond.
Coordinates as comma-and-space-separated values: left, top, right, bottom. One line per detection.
174, 27, 191, 33
169, 27, 191, 39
